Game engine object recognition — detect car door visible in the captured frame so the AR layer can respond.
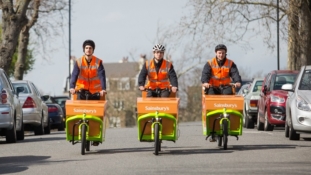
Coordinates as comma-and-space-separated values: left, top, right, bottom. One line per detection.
258, 73, 272, 121
30, 82, 49, 125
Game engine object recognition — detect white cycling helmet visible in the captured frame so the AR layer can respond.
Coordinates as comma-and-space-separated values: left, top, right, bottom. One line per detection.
153, 44, 165, 52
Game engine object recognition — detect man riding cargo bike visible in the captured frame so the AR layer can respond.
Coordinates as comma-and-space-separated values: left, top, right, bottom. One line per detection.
201, 44, 244, 150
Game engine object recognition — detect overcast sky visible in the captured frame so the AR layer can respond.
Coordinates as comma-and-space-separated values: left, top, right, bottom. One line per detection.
23, 0, 288, 95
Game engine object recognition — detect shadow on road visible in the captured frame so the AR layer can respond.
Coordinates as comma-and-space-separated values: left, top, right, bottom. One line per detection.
231, 144, 309, 151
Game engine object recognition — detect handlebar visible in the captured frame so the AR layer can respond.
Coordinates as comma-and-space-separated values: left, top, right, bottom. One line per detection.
203, 83, 236, 95
77, 89, 100, 100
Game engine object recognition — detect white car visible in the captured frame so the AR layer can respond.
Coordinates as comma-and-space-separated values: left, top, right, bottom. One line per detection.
0, 69, 24, 143
12, 80, 50, 135
243, 78, 264, 128
282, 65, 311, 140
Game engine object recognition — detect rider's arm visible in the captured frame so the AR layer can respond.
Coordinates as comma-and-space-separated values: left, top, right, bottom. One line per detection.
168, 64, 178, 88
201, 62, 212, 83
138, 62, 148, 87
229, 62, 242, 83
70, 61, 80, 89
97, 61, 106, 90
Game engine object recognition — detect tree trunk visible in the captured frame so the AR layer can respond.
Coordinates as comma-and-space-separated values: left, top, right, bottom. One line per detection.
14, 27, 30, 80
0, 0, 30, 73
300, 0, 311, 66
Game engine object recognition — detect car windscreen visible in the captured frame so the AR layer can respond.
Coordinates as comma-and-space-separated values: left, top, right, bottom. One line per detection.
298, 70, 311, 90
52, 97, 69, 108
252, 81, 263, 92
273, 74, 297, 90
12, 83, 31, 94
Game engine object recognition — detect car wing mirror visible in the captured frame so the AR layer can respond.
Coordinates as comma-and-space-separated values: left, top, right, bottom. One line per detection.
41, 95, 50, 102
281, 84, 294, 92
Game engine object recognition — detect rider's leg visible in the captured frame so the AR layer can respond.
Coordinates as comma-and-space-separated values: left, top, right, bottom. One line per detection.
222, 86, 233, 95
147, 90, 157, 97
160, 89, 170, 97
207, 87, 220, 95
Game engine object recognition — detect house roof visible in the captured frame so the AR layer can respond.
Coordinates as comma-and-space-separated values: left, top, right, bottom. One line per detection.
104, 62, 139, 78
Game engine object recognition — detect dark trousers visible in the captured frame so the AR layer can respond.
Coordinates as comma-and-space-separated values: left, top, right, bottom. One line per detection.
147, 89, 170, 97
207, 86, 233, 95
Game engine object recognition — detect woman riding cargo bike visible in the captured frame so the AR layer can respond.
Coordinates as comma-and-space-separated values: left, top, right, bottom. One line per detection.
137, 44, 179, 155
201, 44, 244, 150
66, 40, 108, 155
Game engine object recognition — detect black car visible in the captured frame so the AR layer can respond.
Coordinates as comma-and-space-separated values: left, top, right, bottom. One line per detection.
51, 96, 70, 116
44, 97, 65, 131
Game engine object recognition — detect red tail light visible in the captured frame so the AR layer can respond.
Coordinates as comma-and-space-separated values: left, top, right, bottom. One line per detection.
250, 100, 258, 107
48, 106, 58, 112
1, 90, 8, 103
23, 97, 36, 108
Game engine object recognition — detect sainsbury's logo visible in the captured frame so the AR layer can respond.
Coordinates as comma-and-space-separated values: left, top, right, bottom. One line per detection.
73, 108, 97, 113
214, 103, 238, 108
145, 106, 169, 111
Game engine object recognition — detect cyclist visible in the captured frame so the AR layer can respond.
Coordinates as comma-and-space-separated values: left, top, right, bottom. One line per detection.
70, 39, 106, 97
138, 44, 178, 97
69, 39, 106, 146
201, 44, 241, 95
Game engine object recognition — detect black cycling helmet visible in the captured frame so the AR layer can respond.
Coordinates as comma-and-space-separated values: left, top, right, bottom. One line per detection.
215, 44, 227, 52
83, 40, 95, 51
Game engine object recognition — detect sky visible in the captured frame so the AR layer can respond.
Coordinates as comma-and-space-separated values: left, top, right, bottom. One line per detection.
23, 0, 288, 95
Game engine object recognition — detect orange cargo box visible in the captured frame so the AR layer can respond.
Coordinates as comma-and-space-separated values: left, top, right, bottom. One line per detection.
65, 100, 107, 118
137, 97, 180, 116
202, 95, 244, 113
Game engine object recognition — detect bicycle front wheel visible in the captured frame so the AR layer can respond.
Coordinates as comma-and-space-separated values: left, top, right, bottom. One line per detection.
154, 123, 160, 155
222, 120, 228, 150
81, 124, 87, 155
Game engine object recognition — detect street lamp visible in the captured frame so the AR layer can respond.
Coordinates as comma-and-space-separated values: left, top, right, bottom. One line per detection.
68, 0, 71, 97
277, 0, 280, 70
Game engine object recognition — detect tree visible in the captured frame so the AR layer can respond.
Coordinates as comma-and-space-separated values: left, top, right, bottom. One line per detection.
0, 0, 68, 79
171, 0, 311, 70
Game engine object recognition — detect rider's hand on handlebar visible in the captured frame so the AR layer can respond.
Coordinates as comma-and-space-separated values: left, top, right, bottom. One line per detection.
139, 86, 145, 91
234, 82, 241, 88
99, 90, 107, 96
69, 88, 76, 94
171, 86, 178, 93
202, 83, 211, 88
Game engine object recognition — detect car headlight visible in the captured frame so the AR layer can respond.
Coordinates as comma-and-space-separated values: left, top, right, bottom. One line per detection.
271, 95, 285, 103
296, 96, 311, 111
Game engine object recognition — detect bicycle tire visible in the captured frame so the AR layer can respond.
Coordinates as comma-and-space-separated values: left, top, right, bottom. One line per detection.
86, 141, 90, 151
217, 136, 222, 146
81, 124, 87, 155
154, 123, 160, 155
222, 120, 228, 150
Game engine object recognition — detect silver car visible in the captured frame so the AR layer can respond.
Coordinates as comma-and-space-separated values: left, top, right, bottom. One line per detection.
0, 69, 24, 143
12, 80, 50, 135
282, 65, 311, 140
243, 78, 264, 129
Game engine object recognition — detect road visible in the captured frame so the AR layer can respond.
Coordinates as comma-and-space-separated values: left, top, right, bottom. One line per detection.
0, 122, 310, 175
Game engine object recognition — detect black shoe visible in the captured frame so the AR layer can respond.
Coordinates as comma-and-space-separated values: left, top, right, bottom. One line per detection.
92, 141, 99, 146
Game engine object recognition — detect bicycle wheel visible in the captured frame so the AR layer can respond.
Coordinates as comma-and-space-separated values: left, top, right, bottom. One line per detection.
81, 124, 87, 155
86, 141, 90, 151
222, 120, 228, 150
154, 123, 160, 155
217, 136, 222, 146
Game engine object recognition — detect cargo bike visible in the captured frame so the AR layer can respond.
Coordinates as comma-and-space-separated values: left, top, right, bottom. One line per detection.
202, 84, 244, 150
65, 89, 107, 155
136, 89, 179, 155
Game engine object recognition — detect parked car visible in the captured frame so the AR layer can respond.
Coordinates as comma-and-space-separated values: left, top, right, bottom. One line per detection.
44, 97, 65, 131
257, 70, 299, 131
235, 79, 252, 94
12, 80, 50, 135
0, 68, 24, 143
51, 96, 69, 116
237, 83, 251, 96
282, 65, 311, 140
242, 78, 264, 128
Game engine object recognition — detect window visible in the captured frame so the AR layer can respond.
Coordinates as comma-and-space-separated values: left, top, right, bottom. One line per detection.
299, 70, 311, 90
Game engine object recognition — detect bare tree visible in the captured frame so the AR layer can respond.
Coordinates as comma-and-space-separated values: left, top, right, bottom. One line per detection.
14, 0, 68, 80
170, 0, 311, 70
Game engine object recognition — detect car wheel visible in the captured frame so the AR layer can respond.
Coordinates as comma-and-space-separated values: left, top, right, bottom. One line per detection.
285, 121, 289, 138
17, 120, 25, 141
257, 112, 264, 131
264, 110, 274, 131
34, 116, 44, 135
6, 117, 17, 143
58, 120, 65, 131
44, 118, 51, 134
289, 120, 300, 140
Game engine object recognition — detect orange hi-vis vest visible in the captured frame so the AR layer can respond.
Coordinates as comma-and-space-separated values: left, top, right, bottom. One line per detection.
145, 59, 171, 89
75, 55, 102, 93
208, 57, 233, 87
